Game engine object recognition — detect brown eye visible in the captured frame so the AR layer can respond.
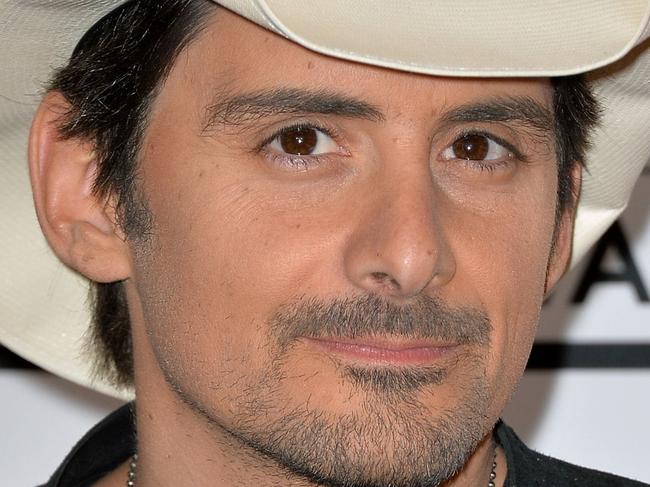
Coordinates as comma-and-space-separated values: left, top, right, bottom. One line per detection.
279, 126, 318, 155
441, 133, 512, 164
267, 125, 340, 168
452, 134, 489, 160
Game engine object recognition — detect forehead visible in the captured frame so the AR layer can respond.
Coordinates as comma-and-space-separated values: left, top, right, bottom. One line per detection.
162, 8, 552, 115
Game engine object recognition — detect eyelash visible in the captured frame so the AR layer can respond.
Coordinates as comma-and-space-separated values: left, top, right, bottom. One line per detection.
257, 122, 341, 170
256, 123, 527, 175
446, 129, 527, 173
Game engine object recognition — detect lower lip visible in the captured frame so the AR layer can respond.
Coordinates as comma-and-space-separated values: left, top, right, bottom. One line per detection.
303, 338, 457, 365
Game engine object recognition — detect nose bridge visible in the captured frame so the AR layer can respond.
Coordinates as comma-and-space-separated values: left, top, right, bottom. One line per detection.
343, 159, 456, 298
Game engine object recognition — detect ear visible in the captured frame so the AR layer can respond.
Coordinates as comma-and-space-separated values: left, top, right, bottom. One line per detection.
544, 163, 582, 295
28, 91, 132, 283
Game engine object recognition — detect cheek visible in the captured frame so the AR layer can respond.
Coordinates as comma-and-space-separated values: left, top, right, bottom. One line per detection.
131, 156, 344, 393
441, 168, 558, 404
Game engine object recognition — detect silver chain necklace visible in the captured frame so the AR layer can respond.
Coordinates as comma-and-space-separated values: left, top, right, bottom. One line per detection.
127, 450, 498, 486
126, 453, 137, 487
488, 448, 498, 487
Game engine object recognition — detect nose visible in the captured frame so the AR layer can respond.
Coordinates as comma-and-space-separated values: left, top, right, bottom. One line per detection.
343, 167, 456, 299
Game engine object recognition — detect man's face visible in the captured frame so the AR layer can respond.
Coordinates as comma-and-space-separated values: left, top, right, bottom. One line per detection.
127, 8, 566, 487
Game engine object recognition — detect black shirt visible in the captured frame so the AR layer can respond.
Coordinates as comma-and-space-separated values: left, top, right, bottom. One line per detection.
41, 403, 649, 486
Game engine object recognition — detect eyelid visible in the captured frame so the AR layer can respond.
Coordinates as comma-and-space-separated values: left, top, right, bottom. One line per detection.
256, 121, 342, 154
255, 120, 349, 172
443, 129, 528, 163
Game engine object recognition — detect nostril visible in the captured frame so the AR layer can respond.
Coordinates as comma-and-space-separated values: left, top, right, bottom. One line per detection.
370, 272, 401, 291
370, 271, 388, 281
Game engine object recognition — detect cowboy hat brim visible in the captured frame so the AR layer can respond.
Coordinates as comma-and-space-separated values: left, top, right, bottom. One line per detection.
1, 0, 649, 399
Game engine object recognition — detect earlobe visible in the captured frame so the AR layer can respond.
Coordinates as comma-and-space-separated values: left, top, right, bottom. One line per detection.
544, 163, 582, 295
28, 91, 132, 283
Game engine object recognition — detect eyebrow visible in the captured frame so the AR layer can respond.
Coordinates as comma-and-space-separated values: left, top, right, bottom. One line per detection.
439, 96, 554, 135
202, 88, 554, 141
202, 87, 385, 132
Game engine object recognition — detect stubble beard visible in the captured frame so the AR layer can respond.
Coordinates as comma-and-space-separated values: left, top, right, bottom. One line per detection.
156, 294, 494, 487
226, 358, 491, 487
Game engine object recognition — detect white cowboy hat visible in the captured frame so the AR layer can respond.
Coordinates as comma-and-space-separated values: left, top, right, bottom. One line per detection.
1, 0, 649, 400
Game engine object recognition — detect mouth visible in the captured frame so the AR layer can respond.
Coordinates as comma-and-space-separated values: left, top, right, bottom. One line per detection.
302, 336, 459, 365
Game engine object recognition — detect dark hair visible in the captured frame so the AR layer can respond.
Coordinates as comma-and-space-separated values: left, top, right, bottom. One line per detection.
551, 76, 600, 229
49, 0, 216, 388
48, 0, 600, 388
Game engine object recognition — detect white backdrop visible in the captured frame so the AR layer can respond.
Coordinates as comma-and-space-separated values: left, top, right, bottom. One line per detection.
504, 168, 650, 482
1, 169, 649, 486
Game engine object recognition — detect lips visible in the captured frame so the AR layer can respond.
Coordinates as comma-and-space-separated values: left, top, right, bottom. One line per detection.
303, 336, 458, 365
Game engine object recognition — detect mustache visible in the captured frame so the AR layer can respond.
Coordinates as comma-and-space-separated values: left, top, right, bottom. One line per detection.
269, 294, 491, 350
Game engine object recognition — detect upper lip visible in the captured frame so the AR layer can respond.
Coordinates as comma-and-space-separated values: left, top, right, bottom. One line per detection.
305, 335, 458, 351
